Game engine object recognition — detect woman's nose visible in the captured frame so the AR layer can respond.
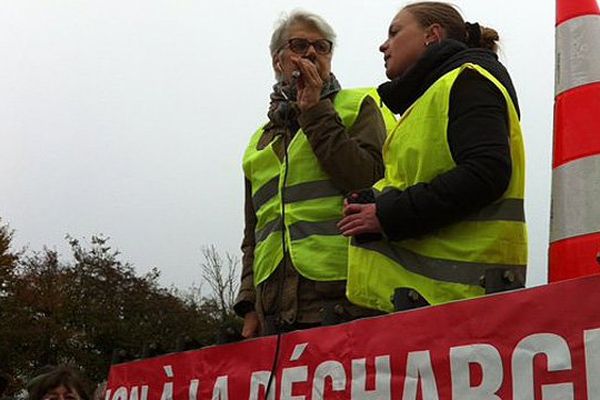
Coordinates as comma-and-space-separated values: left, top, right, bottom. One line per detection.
379, 40, 388, 53
304, 44, 317, 60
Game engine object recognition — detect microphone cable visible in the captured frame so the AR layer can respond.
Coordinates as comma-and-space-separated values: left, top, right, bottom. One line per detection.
264, 81, 296, 399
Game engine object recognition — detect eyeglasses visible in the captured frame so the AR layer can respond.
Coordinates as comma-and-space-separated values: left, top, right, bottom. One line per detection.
284, 38, 333, 55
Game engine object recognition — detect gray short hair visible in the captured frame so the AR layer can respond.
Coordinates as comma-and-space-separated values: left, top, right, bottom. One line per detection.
269, 10, 337, 57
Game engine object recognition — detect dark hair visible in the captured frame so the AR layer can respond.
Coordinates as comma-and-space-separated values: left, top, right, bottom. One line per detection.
404, 2, 500, 52
27, 366, 91, 400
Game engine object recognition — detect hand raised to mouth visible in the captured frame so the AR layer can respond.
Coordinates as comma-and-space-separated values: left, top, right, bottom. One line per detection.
292, 57, 323, 112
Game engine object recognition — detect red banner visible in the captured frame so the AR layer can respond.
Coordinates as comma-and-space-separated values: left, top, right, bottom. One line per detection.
107, 275, 600, 399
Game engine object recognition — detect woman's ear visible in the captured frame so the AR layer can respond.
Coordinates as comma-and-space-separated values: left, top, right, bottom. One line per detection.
426, 23, 444, 45
273, 55, 282, 72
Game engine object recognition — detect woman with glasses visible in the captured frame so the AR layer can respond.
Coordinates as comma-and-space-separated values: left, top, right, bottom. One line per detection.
339, 2, 527, 312
233, 10, 395, 337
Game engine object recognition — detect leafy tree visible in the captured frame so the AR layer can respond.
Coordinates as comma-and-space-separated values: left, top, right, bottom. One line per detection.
0, 219, 19, 293
0, 218, 248, 397
0, 233, 225, 394
0, 219, 23, 391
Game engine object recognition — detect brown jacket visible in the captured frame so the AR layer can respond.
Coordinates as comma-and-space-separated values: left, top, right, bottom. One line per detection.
234, 94, 387, 335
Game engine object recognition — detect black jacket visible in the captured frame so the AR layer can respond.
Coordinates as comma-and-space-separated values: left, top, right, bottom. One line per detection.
376, 40, 520, 240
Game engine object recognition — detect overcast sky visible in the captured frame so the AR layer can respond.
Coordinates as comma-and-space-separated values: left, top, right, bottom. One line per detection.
0, 1, 554, 290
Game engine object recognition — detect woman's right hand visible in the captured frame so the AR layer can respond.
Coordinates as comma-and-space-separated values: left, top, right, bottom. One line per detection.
294, 57, 323, 112
338, 203, 383, 237
242, 311, 260, 338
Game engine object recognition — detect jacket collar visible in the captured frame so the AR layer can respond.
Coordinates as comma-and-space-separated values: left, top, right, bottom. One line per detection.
377, 40, 468, 115
377, 40, 518, 116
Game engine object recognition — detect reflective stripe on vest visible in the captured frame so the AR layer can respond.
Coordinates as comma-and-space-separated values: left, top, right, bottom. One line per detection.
357, 240, 526, 286
244, 88, 396, 286
347, 64, 527, 312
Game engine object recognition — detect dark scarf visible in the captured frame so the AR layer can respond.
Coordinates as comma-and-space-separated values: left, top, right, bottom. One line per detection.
267, 73, 342, 127
378, 39, 520, 116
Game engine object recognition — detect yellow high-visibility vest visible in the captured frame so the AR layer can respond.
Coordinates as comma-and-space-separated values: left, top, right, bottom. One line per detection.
243, 88, 396, 286
347, 64, 527, 312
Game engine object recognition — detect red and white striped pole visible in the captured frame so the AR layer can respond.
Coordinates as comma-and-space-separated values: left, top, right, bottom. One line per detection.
549, 0, 600, 281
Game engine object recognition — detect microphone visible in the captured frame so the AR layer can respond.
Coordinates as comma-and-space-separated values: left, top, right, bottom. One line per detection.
280, 70, 301, 101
